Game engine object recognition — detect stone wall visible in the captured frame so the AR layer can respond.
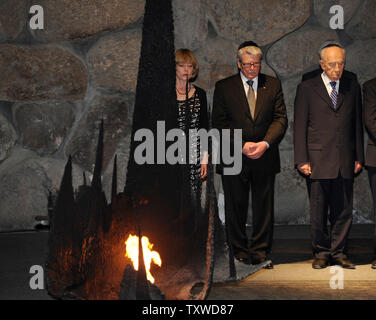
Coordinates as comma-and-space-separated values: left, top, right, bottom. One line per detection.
0, 0, 375, 231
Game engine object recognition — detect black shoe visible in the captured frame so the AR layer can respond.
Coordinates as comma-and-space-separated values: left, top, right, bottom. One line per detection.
263, 261, 274, 269
252, 257, 274, 269
312, 258, 328, 269
371, 259, 376, 269
235, 256, 252, 265
331, 257, 356, 269
234, 253, 252, 265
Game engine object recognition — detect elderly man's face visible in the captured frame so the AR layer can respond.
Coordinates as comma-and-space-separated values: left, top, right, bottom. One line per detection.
320, 46, 345, 81
237, 53, 261, 80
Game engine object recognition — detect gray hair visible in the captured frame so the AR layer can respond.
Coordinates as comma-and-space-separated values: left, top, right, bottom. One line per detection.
318, 40, 345, 59
237, 46, 263, 62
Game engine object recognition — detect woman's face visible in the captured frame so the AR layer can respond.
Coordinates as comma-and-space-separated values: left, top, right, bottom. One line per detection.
176, 62, 193, 82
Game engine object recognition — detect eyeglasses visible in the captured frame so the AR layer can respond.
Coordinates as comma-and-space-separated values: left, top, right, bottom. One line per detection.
323, 61, 345, 69
241, 62, 261, 68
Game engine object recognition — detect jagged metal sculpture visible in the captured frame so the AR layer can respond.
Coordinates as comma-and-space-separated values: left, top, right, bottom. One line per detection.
45, 118, 215, 299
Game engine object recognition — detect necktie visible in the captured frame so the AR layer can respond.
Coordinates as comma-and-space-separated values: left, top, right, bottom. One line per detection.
330, 81, 337, 109
246, 80, 256, 118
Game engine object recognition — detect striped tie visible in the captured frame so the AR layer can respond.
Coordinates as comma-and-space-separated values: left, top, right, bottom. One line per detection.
330, 81, 337, 109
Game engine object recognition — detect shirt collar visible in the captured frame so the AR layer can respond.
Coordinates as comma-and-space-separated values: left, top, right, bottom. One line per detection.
321, 71, 339, 87
240, 71, 258, 89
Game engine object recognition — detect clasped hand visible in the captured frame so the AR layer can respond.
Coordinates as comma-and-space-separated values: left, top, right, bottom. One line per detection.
242, 142, 267, 159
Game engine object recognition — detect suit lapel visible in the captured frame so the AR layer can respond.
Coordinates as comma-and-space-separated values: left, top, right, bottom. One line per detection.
336, 76, 350, 111
312, 74, 351, 111
254, 74, 267, 121
312, 75, 335, 110
234, 74, 253, 119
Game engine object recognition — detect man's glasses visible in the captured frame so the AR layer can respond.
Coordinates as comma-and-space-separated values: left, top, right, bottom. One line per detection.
241, 62, 261, 68
323, 61, 345, 69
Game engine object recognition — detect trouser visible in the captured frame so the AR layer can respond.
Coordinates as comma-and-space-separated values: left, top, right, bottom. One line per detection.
367, 166, 376, 256
309, 174, 353, 260
221, 166, 275, 260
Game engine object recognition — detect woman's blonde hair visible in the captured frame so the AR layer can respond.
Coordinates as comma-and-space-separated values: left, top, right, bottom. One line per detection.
175, 48, 199, 79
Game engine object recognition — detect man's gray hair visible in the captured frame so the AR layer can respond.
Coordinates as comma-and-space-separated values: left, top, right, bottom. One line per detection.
318, 40, 345, 59
237, 46, 263, 62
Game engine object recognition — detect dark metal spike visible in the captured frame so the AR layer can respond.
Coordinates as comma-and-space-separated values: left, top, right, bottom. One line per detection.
111, 155, 118, 200
57, 155, 74, 205
83, 171, 87, 186
92, 119, 104, 190
47, 190, 54, 222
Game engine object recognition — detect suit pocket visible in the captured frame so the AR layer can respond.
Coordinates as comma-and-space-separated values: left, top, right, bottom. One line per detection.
308, 144, 322, 151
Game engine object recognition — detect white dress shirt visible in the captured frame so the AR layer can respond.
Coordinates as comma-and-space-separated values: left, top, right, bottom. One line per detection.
240, 71, 258, 99
321, 72, 339, 96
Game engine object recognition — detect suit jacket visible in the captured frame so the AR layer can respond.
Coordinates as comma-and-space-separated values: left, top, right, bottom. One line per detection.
294, 73, 364, 179
212, 73, 288, 174
363, 77, 376, 167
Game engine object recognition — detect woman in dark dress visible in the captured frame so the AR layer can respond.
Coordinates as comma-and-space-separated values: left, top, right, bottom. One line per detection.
175, 48, 209, 198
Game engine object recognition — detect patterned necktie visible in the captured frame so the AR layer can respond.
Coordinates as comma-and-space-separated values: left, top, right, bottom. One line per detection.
246, 80, 256, 118
329, 81, 337, 109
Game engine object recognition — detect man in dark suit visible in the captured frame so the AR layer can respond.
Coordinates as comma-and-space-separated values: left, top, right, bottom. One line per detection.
294, 41, 364, 269
300, 66, 359, 199
363, 77, 376, 269
212, 44, 287, 267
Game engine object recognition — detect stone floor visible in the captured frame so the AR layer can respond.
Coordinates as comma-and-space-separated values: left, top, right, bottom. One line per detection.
210, 225, 376, 300
0, 225, 375, 300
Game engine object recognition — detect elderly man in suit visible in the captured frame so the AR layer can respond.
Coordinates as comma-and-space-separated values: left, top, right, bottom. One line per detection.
294, 41, 364, 269
300, 62, 359, 198
212, 44, 287, 267
363, 77, 376, 269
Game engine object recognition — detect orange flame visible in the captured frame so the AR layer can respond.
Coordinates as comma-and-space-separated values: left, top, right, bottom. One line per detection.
124, 234, 162, 284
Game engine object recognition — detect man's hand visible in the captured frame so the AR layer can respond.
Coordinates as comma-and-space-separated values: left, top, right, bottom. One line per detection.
201, 164, 207, 179
298, 162, 311, 176
354, 161, 362, 174
242, 142, 268, 159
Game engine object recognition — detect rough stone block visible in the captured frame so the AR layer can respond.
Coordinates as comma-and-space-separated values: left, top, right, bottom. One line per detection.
30, 0, 145, 42
346, 0, 376, 40
346, 39, 376, 85
194, 37, 239, 92
88, 29, 142, 93
0, 45, 87, 101
0, 149, 84, 231
13, 101, 76, 155
173, 0, 208, 51
275, 149, 310, 225
267, 25, 338, 78
65, 92, 133, 173
206, 0, 310, 46
0, 113, 17, 163
353, 169, 373, 222
0, 0, 29, 40
280, 75, 302, 150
